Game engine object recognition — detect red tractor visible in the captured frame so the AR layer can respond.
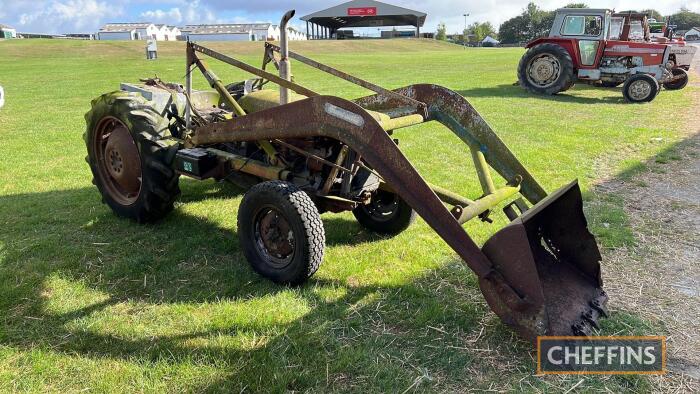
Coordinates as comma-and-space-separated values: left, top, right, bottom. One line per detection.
518, 8, 683, 103
601, 11, 695, 90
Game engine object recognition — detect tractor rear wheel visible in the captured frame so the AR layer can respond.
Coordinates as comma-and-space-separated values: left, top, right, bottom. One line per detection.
623, 74, 659, 103
663, 68, 689, 90
353, 190, 416, 235
238, 181, 325, 285
518, 43, 575, 95
85, 92, 180, 223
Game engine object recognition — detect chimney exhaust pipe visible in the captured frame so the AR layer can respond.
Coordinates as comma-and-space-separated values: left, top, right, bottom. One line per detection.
279, 9, 295, 105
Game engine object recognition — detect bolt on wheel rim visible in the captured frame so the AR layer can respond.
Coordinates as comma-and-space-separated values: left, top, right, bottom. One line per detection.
93, 117, 142, 205
629, 80, 652, 101
254, 207, 295, 268
527, 54, 561, 88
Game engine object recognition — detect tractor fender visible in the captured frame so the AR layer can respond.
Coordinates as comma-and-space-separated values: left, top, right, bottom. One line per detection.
525, 38, 582, 69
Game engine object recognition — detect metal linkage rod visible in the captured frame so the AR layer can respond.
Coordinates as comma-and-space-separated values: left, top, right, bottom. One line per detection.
189, 42, 318, 98
265, 43, 427, 114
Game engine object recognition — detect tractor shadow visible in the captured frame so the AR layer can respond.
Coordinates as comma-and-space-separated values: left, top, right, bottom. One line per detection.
7, 135, 684, 391
459, 83, 626, 104
0, 181, 533, 391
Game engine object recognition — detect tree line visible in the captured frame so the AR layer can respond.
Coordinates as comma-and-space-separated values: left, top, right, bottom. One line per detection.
435, 3, 700, 44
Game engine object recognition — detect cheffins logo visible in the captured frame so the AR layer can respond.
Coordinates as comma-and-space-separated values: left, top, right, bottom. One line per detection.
537, 336, 666, 375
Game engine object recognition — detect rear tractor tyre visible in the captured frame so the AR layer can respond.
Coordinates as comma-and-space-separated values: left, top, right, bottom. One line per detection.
84, 91, 180, 223
623, 74, 659, 103
518, 43, 575, 95
238, 181, 325, 285
353, 190, 416, 236
663, 68, 689, 91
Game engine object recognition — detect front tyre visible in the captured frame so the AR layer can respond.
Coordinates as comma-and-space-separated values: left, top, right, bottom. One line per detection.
238, 181, 325, 285
84, 92, 180, 223
353, 190, 416, 235
518, 43, 575, 95
663, 68, 689, 91
623, 74, 659, 103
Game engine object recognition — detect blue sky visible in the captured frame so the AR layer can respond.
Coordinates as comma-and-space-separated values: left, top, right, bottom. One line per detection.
0, 0, 698, 35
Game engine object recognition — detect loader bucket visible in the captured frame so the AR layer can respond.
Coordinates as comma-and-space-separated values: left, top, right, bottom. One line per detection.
479, 181, 607, 343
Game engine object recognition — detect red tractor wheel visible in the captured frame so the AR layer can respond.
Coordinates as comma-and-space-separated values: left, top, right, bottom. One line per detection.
622, 74, 659, 103
663, 68, 689, 91
518, 43, 575, 95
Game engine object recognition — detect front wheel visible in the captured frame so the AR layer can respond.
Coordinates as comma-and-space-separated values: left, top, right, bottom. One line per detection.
238, 181, 325, 285
623, 74, 659, 103
353, 190, 416, 235
663, 68, 689, 90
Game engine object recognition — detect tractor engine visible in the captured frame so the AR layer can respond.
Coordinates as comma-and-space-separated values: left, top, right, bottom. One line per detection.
599, 56, 643, 69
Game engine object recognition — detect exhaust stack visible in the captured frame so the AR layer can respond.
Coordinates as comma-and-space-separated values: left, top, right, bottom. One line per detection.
279, 10, 295, 105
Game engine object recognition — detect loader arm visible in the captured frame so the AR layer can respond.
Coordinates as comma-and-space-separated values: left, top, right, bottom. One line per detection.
355, 84, 548, 205
191, 96, 496, 276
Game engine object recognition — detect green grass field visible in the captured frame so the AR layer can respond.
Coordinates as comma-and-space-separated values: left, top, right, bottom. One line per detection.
0, 39, 696, 392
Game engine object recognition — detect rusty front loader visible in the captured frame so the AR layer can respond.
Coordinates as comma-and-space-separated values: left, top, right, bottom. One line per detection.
84, 10, 607, 344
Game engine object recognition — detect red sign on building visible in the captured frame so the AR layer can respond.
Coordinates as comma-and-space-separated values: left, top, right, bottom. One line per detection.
347, 7, 377, 16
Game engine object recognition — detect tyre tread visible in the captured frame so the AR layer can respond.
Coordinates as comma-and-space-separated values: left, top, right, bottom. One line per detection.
84, 91, 180, 223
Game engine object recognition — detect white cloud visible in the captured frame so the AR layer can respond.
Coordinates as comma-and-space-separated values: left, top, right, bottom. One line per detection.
140, 0, 220, 25
140, 8, 183, 23
1, 0, 699, 34
7, 0, 122, 33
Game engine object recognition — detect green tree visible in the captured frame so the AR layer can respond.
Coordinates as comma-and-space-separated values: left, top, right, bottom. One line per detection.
668, 9, 700, 31
436, 22, 447, 41
564, 3, 588, 8
641, 9, 664, 21
499, 14, 528, 44
467, 21, 497, 42
498, 2, 588, 44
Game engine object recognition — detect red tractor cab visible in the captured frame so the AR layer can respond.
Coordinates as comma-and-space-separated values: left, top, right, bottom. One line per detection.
518, 8, 681, 103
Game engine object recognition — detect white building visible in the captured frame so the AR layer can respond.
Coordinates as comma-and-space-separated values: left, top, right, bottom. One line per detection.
249, 23, 278, 41
180, 23, 305, 42
685, 27, 700, 41
97, 23, 162, 40
180, 24, 254, 41
152, 24, 181, 41
164, 26, 180, 41
287, 27, 308, 41
0, 24, 17, 39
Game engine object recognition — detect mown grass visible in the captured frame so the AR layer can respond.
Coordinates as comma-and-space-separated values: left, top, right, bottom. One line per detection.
0, 39, 696, 392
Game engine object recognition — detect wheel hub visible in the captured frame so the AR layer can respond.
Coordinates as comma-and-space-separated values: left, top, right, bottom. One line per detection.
528, 55, 561, 87
363, 190, 399, 221
257, 208, 294, 263
104, 124, 141, 193
93, 117, 142, 205
629, 80, 651, 101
